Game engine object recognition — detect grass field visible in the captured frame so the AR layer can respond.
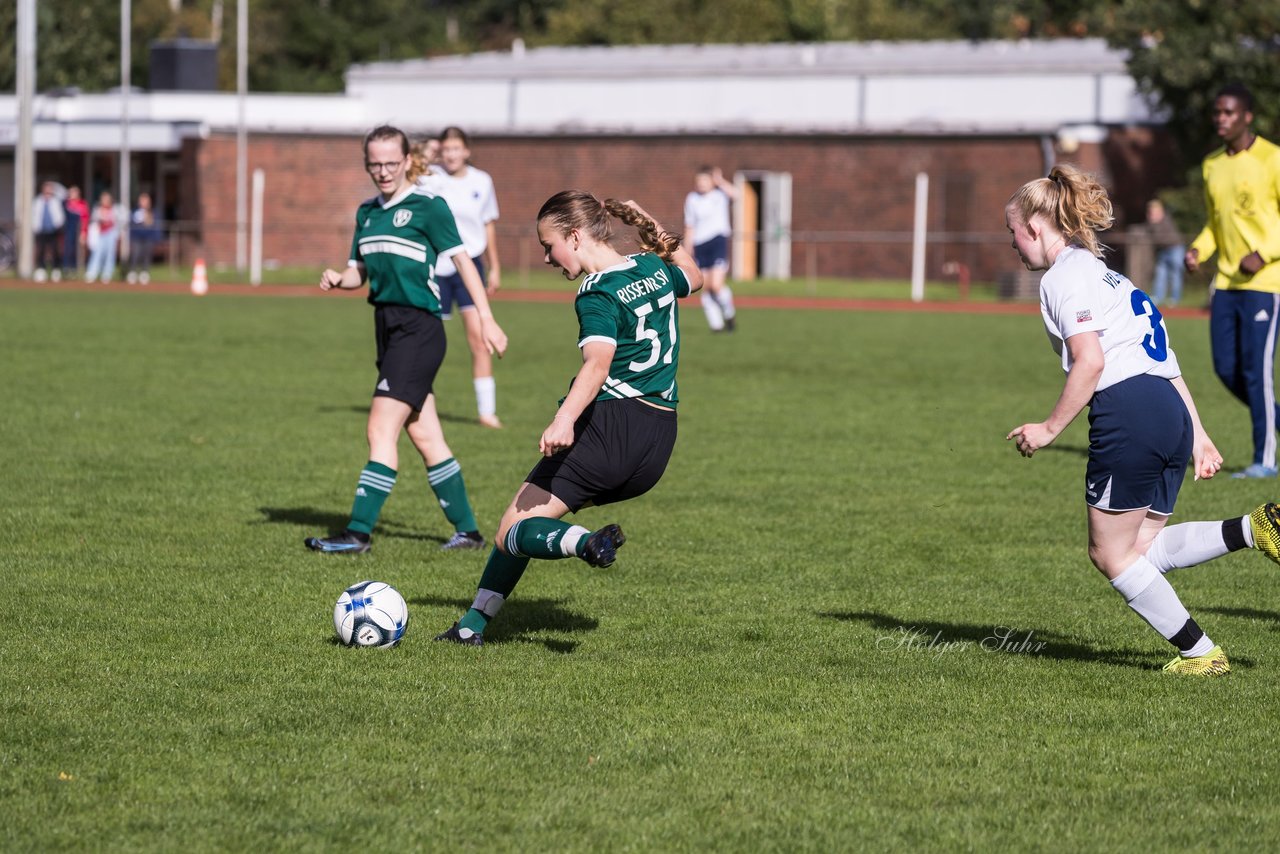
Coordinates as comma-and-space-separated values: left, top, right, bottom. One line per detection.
3, 288, 1278, 851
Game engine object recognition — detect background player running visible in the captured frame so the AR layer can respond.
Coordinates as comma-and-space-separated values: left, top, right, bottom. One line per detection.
416, 127, 506, 428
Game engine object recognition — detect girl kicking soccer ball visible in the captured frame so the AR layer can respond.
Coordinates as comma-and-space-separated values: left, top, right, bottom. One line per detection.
1005, 164, 1280, 677
436, 190, 703, 645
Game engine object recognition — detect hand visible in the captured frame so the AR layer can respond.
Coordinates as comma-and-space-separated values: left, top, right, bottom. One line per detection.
711, 167, 724, 183
539, 415, 576, 456
486, 267, 502, 294
1006, 422, 1058, 458
480, 318, 508, 358
1184, 248, 1200, 274
319, 268, 343, 291
1240, 251, 1265, 276
1191, 434, 1225, 481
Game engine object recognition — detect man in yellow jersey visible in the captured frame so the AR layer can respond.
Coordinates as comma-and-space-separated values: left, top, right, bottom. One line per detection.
1187, 83, 1280, 478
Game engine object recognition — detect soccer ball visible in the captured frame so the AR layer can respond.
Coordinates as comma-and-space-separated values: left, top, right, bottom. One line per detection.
333, 580, 408, 648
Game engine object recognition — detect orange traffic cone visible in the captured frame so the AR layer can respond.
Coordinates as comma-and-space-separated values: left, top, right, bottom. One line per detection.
191, 258, 209, 296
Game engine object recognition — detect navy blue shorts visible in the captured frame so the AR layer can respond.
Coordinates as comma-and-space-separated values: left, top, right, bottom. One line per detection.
436, 255, 486, 319
694, 235, 729, 271
1085, 374, 1191, 515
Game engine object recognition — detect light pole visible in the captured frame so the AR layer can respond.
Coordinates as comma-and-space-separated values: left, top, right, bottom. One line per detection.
120, 0, 132, 265
15, 0, 36, 279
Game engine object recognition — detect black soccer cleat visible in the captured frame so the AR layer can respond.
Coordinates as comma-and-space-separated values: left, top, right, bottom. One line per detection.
440, 531, 486, 551
304, 530, 371, 554
580, 523, 626, 568
434, 622, 484, 646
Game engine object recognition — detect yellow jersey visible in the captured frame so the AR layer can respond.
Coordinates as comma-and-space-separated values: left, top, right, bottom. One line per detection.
1190, 135, 1280, 293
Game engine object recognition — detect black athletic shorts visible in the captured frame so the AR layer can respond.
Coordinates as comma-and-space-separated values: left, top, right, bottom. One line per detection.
373, 304, 446, 412
526, 398, 678, 512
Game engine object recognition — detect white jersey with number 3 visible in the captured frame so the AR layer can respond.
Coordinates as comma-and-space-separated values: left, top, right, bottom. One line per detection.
1040, 245, 1181, 392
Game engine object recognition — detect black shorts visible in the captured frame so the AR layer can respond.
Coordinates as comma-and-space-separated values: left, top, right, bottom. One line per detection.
373, 304, 446, 411
526, 398, 678, 512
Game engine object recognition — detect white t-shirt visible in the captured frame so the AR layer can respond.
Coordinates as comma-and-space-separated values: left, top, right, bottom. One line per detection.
418, 164, 499, 276
683, 189, 731, 246
1040, 245, 1181, 392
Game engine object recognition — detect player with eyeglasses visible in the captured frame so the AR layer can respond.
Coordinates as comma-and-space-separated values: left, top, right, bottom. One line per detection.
304, 125, 508, 555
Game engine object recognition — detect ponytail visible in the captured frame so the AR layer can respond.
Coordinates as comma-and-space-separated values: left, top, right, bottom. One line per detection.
537, 190, 682, 260
1008, 163, 1114, 257
603, 199, 682, 260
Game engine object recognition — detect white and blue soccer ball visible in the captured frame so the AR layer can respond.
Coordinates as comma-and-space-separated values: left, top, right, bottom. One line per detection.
334, 580, 408, 648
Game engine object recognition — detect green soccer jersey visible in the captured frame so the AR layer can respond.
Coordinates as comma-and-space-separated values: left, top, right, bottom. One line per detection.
348, 186, 464, 312
575, 253, 692, 407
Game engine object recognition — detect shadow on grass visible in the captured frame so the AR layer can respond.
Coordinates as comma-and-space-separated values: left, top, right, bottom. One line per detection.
254, 506, 448, 545
1201, 605, 1280, 627
411, 594, 597, 654
314, 404, 480, 426
816, 610, 1238, 671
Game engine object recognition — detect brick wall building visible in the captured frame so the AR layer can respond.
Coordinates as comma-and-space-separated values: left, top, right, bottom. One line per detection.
189, 125, 1179, 284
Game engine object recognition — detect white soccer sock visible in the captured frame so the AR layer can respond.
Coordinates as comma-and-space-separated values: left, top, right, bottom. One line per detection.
718, 285, 736, 319
701, 291, 725, 330
1110, 555, 1212, 653
1146, 521, 1236, 573
474, 376, 497, 418
559, 525, 590, 557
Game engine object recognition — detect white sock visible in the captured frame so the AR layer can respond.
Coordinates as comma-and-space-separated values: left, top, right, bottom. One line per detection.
560, 525, 590, 557
1110, 555, 1211, 652
1146, 521, 1232, 573
471, 588, 505, 617
718, 285, 736, 319
701, 291, 725, 330
474, 376, 497, 418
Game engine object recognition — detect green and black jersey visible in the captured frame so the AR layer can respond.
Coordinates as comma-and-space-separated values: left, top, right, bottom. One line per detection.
575, 253, 692, 408
348, 186, 464, 313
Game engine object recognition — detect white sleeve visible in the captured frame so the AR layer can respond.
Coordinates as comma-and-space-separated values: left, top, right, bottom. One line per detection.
481, 173, 499, 223
684, 193, 697, 229
1044, 268, 1106, 339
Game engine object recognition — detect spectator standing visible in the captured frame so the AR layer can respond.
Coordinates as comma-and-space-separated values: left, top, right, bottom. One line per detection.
62, 186, 88, 278
1185, 83, 1280, 479
31, 181, 65, 282
126, 192, 162, 285
1146, 199, 1185, 305
85, 191, 122, 284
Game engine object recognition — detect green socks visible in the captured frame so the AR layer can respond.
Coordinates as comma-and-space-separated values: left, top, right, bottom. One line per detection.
347, 461, 396, 535
504, 518, 591, 559
427, 458, 479, 533
456, 521, 593, 635
458, 547, 531, 634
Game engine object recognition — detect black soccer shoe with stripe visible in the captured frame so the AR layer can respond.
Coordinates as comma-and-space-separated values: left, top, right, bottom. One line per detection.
304, 531, 371, 554
434, 622, 484, 646
581, 523, 626, 568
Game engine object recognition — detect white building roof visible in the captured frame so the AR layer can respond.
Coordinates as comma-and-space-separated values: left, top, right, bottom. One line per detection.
0, 39, 1158, 151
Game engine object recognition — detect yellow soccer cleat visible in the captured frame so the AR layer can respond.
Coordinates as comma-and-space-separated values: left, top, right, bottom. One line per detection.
1163, 645, 1231, 677
1250, 503, 1280, 565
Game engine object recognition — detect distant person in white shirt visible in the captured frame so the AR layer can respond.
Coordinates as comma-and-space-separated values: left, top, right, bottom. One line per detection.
683, 166, 737, 332
1004, 162, 1280, 678
416, 127, 505, 428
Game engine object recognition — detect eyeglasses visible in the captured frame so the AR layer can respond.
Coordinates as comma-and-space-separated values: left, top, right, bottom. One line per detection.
365, 160, 404, 175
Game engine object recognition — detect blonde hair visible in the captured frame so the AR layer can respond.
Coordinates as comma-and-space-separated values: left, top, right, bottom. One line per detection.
407, 139, 432, 184
1007, 164, 1114, 258
537, 190, 682, 260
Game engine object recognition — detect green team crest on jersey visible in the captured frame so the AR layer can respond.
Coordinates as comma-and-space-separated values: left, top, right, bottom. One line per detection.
575, 253, 692, 408
348, 187, 464, 313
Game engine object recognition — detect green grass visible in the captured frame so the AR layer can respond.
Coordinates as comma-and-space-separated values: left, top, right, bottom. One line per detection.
2, 290, 1277, 851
